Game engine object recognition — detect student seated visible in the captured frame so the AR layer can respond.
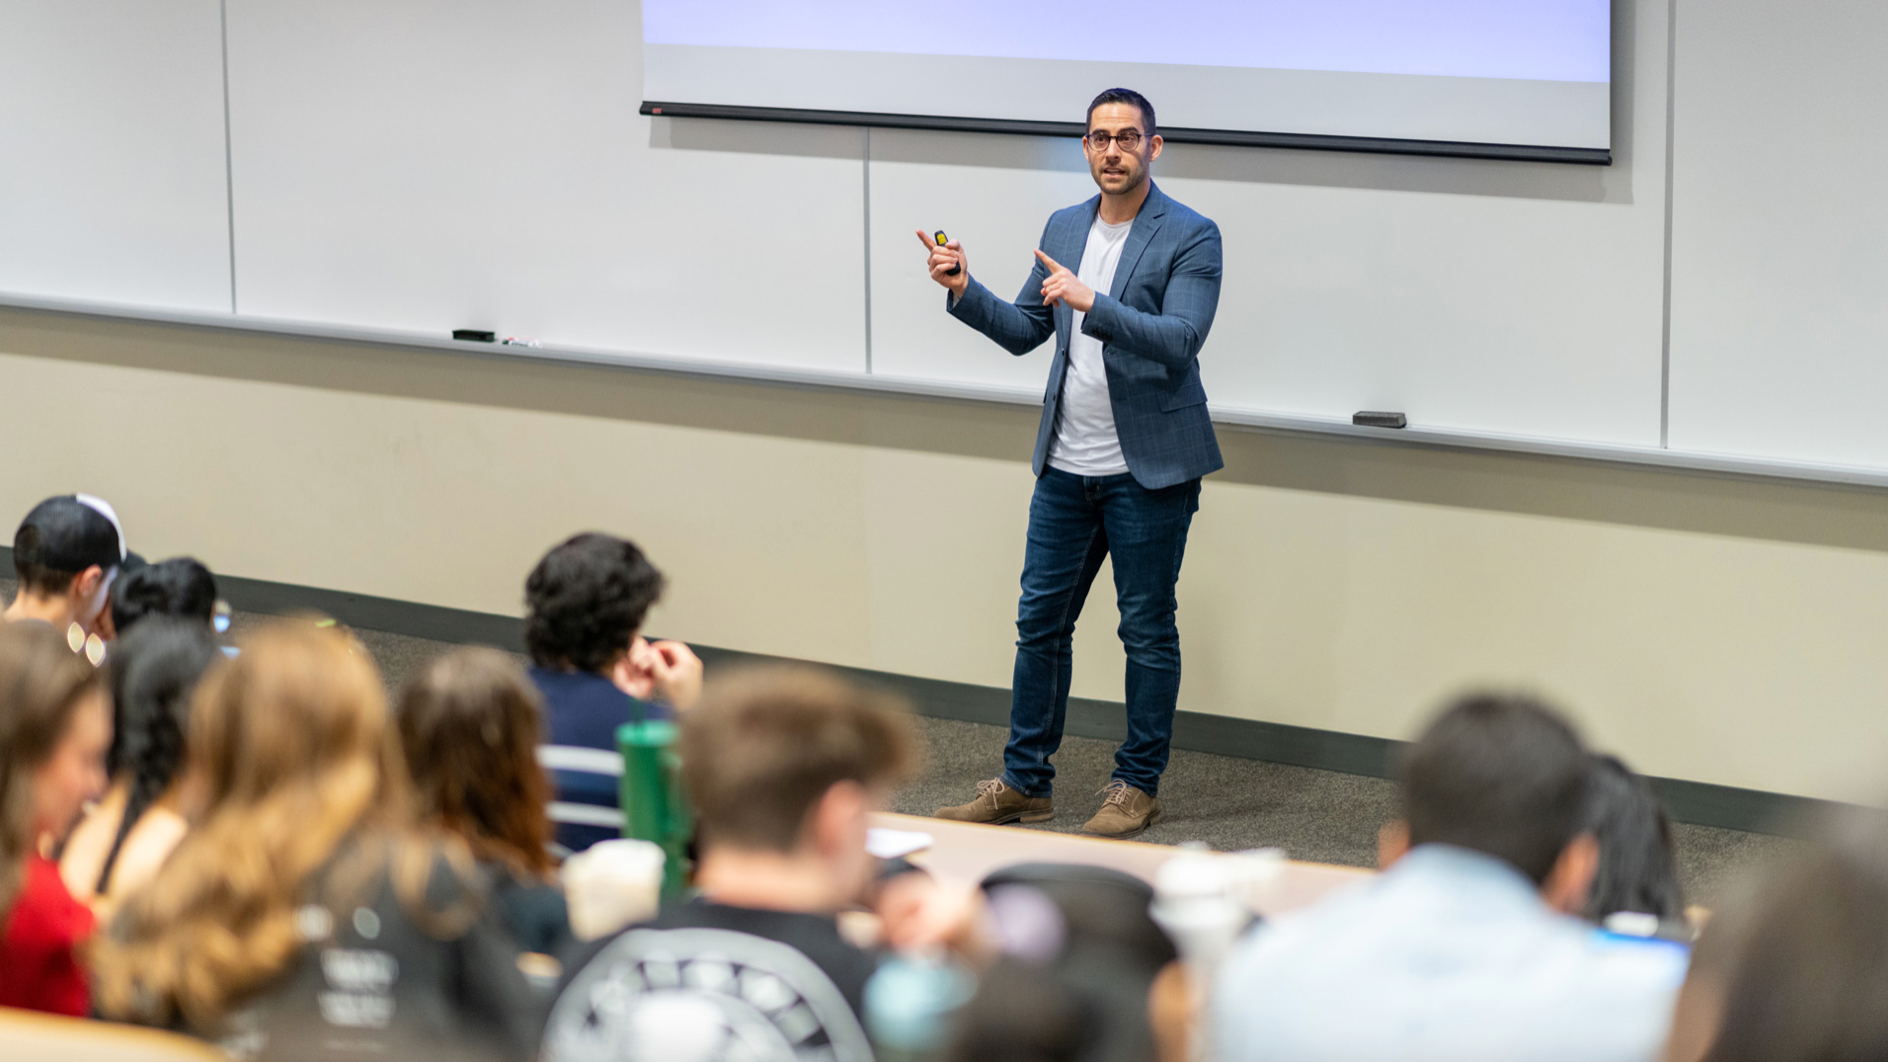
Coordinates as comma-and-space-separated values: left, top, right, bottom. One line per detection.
92, 621, 542, 1061
4, 494, 128, 639
60, 618, 221, 918
947, 865, 1180, 1062
1212, 693, 1689, 1062
110, 557, 219, 636
524, 533, 703, 852
1663, 811, 1888, 1062
0, 622, 111, 1015
1582, 752, 1685, 932
398, 647, 570, 956
542, 665, 940, 1061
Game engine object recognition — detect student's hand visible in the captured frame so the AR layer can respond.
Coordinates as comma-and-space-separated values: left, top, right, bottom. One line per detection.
646, 639, 704, 711
1035, 250, 1094, 313
612, 637, 704, 710
612, 637, 661, 701
875, 872, 990, 960
916, 230, 969, 299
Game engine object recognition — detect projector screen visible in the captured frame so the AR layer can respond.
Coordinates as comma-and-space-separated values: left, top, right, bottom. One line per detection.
642, 1, 1611, 163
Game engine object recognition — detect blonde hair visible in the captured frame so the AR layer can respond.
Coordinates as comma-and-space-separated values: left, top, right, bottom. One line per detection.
0, 622, 102, 917
93, 620, 439, 1027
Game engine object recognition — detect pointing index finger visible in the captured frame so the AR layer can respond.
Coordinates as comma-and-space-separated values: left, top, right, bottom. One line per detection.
1034, 249, 1065, 273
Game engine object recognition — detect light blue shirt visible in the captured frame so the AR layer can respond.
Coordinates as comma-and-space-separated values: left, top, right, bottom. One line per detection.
1212, 845, 1689, 1062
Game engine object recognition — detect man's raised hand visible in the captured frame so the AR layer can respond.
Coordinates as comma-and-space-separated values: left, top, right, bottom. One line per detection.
1034, 250, 1095, 313
916, 229, 969, 298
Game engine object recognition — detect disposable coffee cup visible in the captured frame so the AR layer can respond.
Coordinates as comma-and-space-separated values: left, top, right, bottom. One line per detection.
1150, 845, 1249, 972
1224, 847, 1289, 915
562, 838, 666, 942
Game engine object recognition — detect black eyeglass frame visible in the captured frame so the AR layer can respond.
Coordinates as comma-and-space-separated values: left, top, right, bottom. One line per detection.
1083, 130, 1148, 152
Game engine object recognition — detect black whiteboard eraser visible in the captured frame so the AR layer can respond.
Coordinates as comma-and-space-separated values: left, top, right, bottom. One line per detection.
452, 329, 496, 342
1353, 411, 1407, 429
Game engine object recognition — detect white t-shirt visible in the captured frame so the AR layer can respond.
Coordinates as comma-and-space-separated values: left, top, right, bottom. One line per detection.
1047, 215, 1135, 476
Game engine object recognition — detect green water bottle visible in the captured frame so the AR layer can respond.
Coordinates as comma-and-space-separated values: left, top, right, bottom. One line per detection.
616, 720, 693, 897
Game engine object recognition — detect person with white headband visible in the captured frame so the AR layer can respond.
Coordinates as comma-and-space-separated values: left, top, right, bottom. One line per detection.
5, 494, 129, 643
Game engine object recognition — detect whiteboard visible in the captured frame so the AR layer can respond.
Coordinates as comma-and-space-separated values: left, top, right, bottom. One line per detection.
42, 0, 1888, 479
223, 0, 868, 375
1666, 0, 1888, 467
870, 0, 1668, 446
0, 1, 231, 313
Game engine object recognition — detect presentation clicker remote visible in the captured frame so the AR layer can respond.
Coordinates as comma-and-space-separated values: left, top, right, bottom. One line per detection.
933, 231, 961, 276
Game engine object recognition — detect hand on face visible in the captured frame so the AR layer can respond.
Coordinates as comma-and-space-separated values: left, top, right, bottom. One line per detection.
1034, 250, 1095, 313
611, 635, 705, 710
916, 230, 970, 297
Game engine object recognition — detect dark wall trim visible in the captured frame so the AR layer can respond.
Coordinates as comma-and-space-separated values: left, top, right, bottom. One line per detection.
640, 101, 1614, 166
5, 545, 1826, 837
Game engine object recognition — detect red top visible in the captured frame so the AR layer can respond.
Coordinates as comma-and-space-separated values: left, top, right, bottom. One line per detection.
0, 854, 94, 1016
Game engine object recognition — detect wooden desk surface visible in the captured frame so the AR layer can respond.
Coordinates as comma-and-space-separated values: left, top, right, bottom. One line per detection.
873, 812, 1371, 918
0, 1008, 222, 1062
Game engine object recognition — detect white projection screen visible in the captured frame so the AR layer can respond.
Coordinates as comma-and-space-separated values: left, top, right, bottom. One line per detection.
642, 1, 1612, 163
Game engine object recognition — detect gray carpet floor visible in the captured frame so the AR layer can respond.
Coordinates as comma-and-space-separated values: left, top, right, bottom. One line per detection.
8, 574, 1795, 908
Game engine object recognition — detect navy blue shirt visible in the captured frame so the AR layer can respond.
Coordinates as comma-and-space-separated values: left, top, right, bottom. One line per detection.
529, 666, 670, 854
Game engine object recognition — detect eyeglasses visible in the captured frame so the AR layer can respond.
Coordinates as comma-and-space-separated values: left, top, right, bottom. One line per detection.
1085, 130, 1145, 152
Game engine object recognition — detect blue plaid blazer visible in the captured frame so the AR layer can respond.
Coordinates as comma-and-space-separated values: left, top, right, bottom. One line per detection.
947, 181, 1224, 490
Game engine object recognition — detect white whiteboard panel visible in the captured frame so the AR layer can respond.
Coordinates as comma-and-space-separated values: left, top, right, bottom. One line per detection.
225, 0, 867, 375
0, 1, 231, 312
868, 131, 1093, 393
1666, 0, 1888, 466
868, 0, 1667, 447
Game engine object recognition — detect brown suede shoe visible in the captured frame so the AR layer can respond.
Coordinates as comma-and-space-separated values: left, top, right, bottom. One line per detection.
934, 778, 1054, 825
1082, 781, 1161, 838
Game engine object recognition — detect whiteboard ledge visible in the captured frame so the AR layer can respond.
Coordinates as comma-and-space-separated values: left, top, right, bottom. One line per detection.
3, 291, 1885, 493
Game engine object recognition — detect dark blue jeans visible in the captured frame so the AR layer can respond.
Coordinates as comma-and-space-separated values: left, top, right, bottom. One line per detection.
1001, 467, 1201, 799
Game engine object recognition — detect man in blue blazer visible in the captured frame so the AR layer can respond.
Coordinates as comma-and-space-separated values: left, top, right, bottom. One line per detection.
922, 88, 1222, 838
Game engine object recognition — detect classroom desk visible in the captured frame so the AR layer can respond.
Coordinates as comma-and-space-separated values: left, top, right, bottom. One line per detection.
0, 1007, 222, 1062
872, 812, 1372, 918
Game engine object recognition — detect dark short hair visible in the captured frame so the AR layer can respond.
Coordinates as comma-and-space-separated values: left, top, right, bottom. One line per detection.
111, 557, 218, 636
14, 495, 123, 596
524, 533, 665, 674
1087, 87, 1156, 137
1402, 693, 1590, 884
1581, 753, 1683, 922
680, 665, 919, 853
950, 868, 1175, 1062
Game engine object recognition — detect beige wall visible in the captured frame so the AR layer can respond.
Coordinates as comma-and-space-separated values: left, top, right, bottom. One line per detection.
4, 305, 1887, 804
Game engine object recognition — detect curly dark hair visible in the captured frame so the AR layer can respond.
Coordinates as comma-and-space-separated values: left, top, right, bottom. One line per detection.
98, 617, 221, 894
524, 533, 665, 674
111, 556, 217, 636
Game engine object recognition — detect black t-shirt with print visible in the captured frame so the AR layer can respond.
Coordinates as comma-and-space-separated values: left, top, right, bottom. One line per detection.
198, 843, 544, 1062
543, 897, 880, 1062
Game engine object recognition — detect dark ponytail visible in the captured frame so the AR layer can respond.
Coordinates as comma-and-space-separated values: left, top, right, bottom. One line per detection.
96, 618, 219, 894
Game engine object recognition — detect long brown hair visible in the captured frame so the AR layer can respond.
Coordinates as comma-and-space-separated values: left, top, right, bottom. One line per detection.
1693, 812, 1888, 1062
397, 648, 554, 878
0, 622, 103, 917
92, 620, 432, 1027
